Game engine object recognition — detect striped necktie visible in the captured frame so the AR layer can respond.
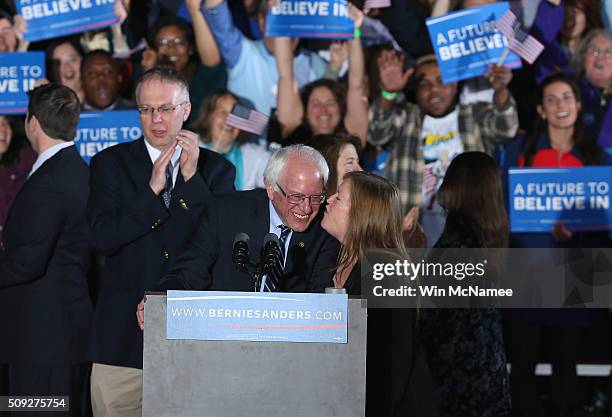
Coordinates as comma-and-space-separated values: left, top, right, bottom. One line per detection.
263, 225, 291, 292
162, 161, 173, 208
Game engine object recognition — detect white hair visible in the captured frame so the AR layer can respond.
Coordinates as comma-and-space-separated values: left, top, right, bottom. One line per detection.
263, 145, 329, 191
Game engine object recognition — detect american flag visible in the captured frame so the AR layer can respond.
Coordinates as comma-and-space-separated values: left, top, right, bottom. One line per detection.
496, 9, 544, 64
226, 103, 269, 136
364, 0, 391, 11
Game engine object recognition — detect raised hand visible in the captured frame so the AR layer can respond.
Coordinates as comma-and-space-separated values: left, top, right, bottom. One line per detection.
177, 129, 200, 182
378, 50, 413, 93
149, 142, 177, 195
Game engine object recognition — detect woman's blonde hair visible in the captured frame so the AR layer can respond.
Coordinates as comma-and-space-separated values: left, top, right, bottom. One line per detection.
337, 171, 406, 269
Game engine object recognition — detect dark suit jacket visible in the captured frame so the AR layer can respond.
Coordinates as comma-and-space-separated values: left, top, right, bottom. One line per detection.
160, 189, 339, 293
0, 145, 93, 366
87, 138, 235, 369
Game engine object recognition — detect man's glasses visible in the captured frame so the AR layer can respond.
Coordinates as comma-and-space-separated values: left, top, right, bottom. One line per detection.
276, 183, 325, 206
137, 102, 188, 117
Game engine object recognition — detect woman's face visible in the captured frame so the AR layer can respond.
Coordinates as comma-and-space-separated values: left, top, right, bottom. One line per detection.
336, 144, 362, 187
155, 25, 191, 71
210, 95, 240, 145
306, 86, 341, 135
0, 116, 12, 158
322, 179, 351, 242
584, 34, 612, 89
538, 81, 581, 130
52, 42, 82, 90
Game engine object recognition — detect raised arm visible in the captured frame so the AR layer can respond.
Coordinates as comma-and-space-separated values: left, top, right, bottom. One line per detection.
344, 4, 367, 147
202, 0, 243, 69
187, 0, 221, 67
274, 36, 304, 138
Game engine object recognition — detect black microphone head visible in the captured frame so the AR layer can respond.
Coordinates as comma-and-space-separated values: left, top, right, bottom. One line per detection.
263, 232, 280, 247
233, 232, 250, 271
233, 232, 250, 246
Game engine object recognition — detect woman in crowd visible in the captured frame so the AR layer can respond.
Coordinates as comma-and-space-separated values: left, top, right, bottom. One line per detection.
532, 0, 602, 84
0, 116, 36, 245
46, 38, 85, 102
142, 16, 226, 121
191, 90, 270, 190
273, 4, 368, 146
420, 151, 511, 417
572, 29, 612, 153
308, 133, 362, 196
504, 72, 606, 417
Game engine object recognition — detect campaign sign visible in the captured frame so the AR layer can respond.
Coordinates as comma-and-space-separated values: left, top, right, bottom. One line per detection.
75, 110, 141, 163
266, 0, 353, 39
16, 0, 119, 42
509, 167, 612, 232
425, 2, 522, 84
0, 52, 45, 115
166, 290, 348, 343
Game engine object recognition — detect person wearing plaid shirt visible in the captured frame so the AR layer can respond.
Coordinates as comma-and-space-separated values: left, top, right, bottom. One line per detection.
368, 53, 519, 245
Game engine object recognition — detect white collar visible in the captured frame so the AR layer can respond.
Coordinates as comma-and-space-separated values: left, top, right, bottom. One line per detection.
28, 141, 74, 177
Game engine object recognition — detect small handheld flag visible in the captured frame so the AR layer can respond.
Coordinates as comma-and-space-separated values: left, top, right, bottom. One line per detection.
496, 10, 544, 65
226, 104, 270, 136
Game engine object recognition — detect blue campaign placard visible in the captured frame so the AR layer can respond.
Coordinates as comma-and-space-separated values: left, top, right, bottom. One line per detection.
166, 290, 349, 343
16, 0, 119, 42
425, 2, 522, 84
509, 167, 612, 233
75, 110, 141, 163
0, 52, 45, 115
266, 0, 353, 39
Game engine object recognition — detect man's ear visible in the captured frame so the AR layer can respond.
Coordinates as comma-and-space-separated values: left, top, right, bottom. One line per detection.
182, 102, 192, 122
536, 105, 545, 119
265, 180, 275, 201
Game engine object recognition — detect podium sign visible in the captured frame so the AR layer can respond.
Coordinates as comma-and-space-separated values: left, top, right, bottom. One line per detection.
167, 290, 348, 343
144, 293, 367, 417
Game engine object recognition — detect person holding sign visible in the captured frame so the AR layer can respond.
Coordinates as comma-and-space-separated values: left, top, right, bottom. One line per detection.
503, 72, 608, 417
87, 66, 235, 417
369, 53, 518, 246
273, 3, 368, 146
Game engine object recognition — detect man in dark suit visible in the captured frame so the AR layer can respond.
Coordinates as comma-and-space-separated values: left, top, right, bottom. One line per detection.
0, 84, 92, 415
144, 145, 338, 298
87, 66, 235, 417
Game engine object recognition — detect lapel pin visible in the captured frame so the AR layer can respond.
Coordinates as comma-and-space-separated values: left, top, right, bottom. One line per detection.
299, 242, 305, 248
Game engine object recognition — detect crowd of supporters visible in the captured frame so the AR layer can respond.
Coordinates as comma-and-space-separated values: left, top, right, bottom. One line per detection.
1, 0, 612, 416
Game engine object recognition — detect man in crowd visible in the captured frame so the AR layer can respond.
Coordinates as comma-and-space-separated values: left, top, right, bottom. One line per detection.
0, 84, 93, 416
81, 50, 136, 112
87, 66, 235, 417
369, 53, 519, 245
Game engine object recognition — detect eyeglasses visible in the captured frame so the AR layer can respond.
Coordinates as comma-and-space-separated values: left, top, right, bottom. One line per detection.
276, 183, 325, 206
156, 37, 188, 50
588, 46, 612, 59
137, 102, 188, 117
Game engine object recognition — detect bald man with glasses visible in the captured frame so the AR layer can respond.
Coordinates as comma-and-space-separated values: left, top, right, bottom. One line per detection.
87, 66, 235, 417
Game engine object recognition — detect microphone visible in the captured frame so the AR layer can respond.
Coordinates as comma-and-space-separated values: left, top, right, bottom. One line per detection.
232, 232, 250, 272
261, 233, 283, 277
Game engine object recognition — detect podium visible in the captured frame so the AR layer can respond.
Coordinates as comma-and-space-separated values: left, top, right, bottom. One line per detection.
142, 294, 367, 417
